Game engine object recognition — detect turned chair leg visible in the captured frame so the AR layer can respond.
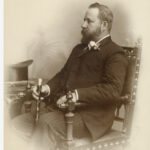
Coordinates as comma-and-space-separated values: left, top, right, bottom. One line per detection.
65, 112, 74, 150
65, 91, 76, 150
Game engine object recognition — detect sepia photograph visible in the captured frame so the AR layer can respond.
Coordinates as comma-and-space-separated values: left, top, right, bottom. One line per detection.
2, 0, 150, 150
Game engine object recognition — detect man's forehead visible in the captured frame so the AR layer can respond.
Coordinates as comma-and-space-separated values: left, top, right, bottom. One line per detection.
84, 8, 99, 20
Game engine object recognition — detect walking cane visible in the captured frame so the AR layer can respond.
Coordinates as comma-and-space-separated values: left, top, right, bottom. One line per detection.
35, 78, 42, 125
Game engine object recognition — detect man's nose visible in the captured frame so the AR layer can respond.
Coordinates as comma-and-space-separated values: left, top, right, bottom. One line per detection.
81, 21, 88, 29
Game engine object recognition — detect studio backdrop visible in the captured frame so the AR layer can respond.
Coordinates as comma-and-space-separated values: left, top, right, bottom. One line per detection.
5, 0, 140, 80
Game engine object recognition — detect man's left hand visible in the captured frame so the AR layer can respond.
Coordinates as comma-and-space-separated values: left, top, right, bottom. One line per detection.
57, 95, 67, 106
56, 92, 78, 106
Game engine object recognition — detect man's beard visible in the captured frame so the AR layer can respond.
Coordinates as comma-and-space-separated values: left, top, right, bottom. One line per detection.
81, 28, 101, 44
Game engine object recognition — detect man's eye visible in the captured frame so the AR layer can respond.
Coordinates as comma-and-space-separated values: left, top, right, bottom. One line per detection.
87, 19, 94, 23
83, 18, 94, 24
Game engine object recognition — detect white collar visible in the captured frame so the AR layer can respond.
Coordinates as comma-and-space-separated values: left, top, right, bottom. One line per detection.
96, 34, 110, 44
88, 34, 110, 51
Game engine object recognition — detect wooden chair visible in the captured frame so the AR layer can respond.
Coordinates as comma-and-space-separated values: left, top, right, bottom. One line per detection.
5, 44, 141, 150
61, 45, 141, 150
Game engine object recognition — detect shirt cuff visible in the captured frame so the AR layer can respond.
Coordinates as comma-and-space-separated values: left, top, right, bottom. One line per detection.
74, 89, 79, 101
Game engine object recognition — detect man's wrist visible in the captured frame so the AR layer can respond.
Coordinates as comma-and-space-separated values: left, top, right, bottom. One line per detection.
71, 89, 79, 103
74, 89, 79, 101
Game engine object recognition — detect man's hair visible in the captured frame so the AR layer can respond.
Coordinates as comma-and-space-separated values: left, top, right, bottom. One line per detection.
89, 2, 113, 32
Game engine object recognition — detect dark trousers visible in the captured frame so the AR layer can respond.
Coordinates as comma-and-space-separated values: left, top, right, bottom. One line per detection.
11, 108, 90, 150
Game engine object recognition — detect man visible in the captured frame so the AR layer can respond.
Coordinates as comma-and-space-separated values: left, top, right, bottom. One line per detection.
12, 2, 128, 150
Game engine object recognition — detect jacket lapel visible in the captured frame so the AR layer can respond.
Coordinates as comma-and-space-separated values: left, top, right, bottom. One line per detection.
77, 36, 112, 58
77, 46, 89, 57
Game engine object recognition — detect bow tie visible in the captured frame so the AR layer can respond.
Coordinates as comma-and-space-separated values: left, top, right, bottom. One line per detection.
77, 41, 101, 57
87, 41, 101, 51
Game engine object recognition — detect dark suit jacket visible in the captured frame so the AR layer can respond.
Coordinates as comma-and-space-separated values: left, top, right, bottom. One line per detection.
47, 36, 128, 140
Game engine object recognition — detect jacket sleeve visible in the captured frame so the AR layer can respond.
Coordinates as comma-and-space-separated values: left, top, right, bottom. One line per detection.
47, 65, 66, 94
47, 46, 78, 94
77, 53, 128, 105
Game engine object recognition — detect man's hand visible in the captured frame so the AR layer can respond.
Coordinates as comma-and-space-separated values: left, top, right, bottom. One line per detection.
56, 95, 67, 106
56, 92, 78, 106
32, 84, 50, 100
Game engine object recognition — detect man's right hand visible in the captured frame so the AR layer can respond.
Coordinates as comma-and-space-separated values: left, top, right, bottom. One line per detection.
32, 84, 50, 100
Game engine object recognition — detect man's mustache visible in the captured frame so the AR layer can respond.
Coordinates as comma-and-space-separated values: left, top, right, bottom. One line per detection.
81, 29, 88, 35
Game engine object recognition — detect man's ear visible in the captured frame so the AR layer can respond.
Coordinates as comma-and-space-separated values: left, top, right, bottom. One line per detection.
101, 21, 108, 32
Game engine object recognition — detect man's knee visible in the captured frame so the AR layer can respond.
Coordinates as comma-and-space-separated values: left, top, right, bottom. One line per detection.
11, 113, 34, 128
38, 111, 66, 134
11, 113, 35, 139
38, 111, 65, 124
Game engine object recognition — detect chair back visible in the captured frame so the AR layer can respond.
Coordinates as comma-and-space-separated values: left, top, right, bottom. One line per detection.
114, 46, 141, 136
